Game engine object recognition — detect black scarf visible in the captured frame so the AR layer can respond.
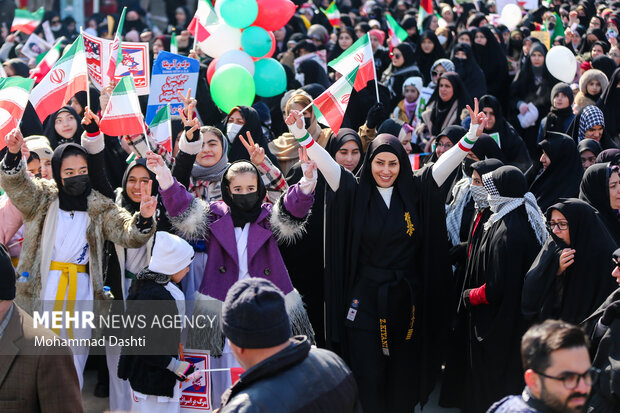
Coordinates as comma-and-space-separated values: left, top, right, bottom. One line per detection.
598, 67, 620, 139
51, 143, 92, 212
326, 128, 364, 174
221, 161, 266, 228
429, 72, 469, 137
530, 132, 583, 212
121, 159, 158, 214
44, 105, 84, 149
415, 30, 447, 85
580, 163, 620, 244
522, 199, 617, 324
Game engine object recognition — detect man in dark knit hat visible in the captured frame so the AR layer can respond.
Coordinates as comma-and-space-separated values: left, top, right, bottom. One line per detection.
0, 243, 83, 412
217, 278, 362, 413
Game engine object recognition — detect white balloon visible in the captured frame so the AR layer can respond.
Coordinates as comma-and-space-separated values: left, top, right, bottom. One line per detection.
546, 46, 577, 83
216, 50, 255, 75
198, 22, 242, 58
500, 4, 522, 29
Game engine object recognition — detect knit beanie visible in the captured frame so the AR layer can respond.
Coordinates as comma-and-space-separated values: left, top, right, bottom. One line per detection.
148, 231, 194, 275
222, 278, 292, 349
0, 243, 16, 300
550, 82, 575, 107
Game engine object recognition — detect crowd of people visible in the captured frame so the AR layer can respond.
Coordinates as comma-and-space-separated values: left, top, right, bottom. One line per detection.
4, 0, 620, 412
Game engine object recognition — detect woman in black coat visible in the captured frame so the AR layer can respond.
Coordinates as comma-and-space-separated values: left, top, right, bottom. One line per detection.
472, 26, 509, 104
522, 198, 617, 325
580, 162, 620, 245
509, 42, 559, 158
414, 30, 448, 85
451, 42, 487, 100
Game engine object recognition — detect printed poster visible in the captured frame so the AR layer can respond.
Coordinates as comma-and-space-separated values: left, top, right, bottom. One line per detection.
145, 51, 199, 124
180, 349, 212, 412
82, 32, 151, 95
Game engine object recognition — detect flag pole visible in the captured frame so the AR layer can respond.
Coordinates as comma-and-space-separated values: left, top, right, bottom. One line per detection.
130, 74, 151, 152
368, 34, 380, 103
80, 27, 90, 110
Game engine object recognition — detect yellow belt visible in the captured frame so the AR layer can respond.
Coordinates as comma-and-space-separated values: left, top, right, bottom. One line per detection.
50, 261, 87, 338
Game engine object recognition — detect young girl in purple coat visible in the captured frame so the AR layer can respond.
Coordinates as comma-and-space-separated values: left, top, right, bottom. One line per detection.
145, 146, 317, 400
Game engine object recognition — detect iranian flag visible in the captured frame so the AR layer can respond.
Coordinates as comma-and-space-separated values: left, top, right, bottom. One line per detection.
107, 7, 127, 82
171, 30, 178, 54
11, 7, 44, 34
385, 14, 408, 48
322, 1, 341, 27
99, 76, 144, 137
30, 40, 63, 83
149, 105, 172, 152
418, 0, 433, 31
312, 66, 358, 135
0, 77, 34, 149
29, 35, 88, 122
328, 33, 374, 91
188, 0, 218, 42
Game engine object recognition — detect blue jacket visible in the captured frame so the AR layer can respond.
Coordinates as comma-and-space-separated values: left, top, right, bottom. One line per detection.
217, 336, 362, 413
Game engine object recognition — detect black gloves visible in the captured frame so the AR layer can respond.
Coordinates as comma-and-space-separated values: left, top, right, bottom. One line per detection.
366, 103, 385, 129
462, 289, 472, 310
83, 119, 100, 135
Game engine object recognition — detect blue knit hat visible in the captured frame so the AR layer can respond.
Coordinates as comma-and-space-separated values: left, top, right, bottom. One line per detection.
222, 278, 291, 348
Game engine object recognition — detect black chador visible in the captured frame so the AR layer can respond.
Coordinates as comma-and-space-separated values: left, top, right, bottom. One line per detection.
323, 135, 452, 412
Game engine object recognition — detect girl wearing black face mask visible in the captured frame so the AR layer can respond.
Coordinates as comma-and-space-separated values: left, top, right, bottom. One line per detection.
147, 150, 316, 404
0, 128, 157, 388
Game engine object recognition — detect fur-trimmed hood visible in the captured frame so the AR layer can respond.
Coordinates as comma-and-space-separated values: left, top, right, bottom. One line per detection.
579, 69, 609, 95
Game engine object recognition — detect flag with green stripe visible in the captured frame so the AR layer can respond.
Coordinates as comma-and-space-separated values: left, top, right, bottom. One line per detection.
11, 7, 44, 34
99, 76, 144, 136
0, 77, 34, 149
312, 66, 358, 135
149, 104, 172, 152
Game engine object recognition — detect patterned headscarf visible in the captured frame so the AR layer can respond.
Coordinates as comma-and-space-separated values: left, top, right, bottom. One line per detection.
482, 171, 548, 245
578, 105, 605, 142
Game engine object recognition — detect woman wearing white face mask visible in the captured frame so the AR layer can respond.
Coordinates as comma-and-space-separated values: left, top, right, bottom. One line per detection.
269, 92, 333, 176
222, 105, 282, 170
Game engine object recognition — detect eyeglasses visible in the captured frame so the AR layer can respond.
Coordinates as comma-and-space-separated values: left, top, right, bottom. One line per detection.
432, 70, 444, 77
435, 142, 453, 149
547, 221, 569, 231
534, 367, 599, 390
613, 257, 620, 268
51, 20, 61, 24
392, 53, 402, 58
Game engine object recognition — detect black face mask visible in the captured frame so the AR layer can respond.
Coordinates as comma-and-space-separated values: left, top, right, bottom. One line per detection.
304, 116, 312, 130
462, 157, 476, 177
62, 174, 90, 196
231, 191, 259, 212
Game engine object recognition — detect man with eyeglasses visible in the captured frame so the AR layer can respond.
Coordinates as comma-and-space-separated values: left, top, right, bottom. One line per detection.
488, 320, 594, 413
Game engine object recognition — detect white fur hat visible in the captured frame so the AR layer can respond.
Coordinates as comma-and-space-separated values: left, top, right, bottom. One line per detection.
148, 231, 194, 275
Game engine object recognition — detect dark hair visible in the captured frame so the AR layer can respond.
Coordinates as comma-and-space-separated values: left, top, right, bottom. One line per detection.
27, 151, 40, 164
200, 125, 224, 144
521, 320, 590, 372
60, 146, 88, 163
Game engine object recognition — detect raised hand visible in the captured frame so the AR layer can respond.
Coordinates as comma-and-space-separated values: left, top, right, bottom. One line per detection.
5, 128, 24, 154
285, 110, 304, 130
146, 150, 165, 173
239, 131, 265, 165
146, 150, 174, 190
177, 88, 196, 117
299, 147, 317, 179
82, 107, 100, 126
99, 84, 114, 114
466, 98, 488, 137
139, 180, 157, 218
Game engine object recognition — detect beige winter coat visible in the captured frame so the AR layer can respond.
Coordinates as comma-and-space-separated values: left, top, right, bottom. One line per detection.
0, 162, 155, 311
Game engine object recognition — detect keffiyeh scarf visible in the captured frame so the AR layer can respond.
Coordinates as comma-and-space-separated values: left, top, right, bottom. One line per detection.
482, 172, 548, 245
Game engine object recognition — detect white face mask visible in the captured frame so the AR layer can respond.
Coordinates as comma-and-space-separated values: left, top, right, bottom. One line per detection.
226, 123, 243, 143
295, 72, 305, 85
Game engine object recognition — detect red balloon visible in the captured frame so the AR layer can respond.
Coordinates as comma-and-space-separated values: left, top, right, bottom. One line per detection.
207, 58, 218, 84
253, 0, 296, 31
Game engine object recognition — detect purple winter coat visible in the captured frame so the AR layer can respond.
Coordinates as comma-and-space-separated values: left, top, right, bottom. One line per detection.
160, 179, 313, 301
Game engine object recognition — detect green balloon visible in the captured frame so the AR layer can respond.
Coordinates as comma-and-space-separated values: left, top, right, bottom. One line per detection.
211, 64, 256, 113
254, 58, 286, 97
241, 26, 271, 57
220, 0, 258, 29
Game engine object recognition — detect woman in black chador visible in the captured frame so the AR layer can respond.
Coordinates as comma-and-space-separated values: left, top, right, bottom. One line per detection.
285, 101, 488, 412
